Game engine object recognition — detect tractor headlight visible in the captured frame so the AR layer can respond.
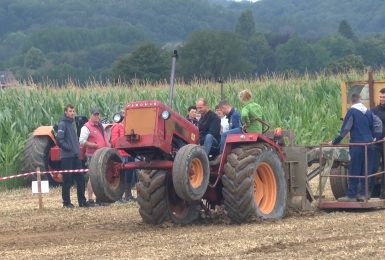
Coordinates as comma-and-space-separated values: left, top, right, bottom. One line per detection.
113, 113, 123, 123
161, 110, 170, 120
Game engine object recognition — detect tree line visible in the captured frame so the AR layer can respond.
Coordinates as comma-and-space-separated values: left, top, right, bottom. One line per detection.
1, 0, 385, 84
113, 13, 385, 83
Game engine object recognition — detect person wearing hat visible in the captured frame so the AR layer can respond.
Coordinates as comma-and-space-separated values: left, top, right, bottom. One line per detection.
79, 107, 111, 205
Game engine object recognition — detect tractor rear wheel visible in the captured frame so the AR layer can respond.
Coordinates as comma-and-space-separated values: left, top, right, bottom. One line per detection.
137, 170, 169, 225
172, 144, 209, 202
222, 143, 287, 223
137, 170, 200, 225
166, 177, 200, 224
89, 147, 124, 202
22, 135, 61, 185
330, 166, 348, 199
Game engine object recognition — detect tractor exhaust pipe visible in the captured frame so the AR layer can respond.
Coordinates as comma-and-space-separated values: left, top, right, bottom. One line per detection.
168, 50, 178, 109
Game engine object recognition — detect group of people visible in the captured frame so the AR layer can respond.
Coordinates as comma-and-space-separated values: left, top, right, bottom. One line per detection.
187, 89, 264, 162
56, 105, 135, 208
330, 89, 385, 202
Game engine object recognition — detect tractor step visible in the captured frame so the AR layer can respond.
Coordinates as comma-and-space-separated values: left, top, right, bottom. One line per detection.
319, 198, 385, 209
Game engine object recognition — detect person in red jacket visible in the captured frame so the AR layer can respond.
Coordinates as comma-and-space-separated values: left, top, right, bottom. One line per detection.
79, 108, 111, 205
110, 109, 136, 202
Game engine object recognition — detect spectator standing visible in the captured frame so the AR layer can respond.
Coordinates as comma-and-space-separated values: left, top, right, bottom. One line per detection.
56, 104, 88, 208
371, 88, 385, 197
79, 108, 111, 204
331, 93, 376, 202
110, 110, 136, 202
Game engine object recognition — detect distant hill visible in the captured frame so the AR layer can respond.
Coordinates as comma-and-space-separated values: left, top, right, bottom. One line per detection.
225, 0, 385, 39
2, 0, 385, 45
1, 0, 385, 83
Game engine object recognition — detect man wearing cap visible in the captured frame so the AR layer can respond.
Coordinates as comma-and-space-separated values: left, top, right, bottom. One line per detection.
79, 108, 111, 205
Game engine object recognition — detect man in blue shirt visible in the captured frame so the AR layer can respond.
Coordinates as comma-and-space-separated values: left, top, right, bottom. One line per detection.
218, 100, 241, 154
331, 93, 376, 202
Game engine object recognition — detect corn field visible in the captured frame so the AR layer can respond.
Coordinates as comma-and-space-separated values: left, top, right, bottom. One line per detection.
0, 71, 381, 188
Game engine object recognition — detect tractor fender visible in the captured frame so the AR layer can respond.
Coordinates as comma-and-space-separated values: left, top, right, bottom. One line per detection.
223, 133, 285, 161
32, 126, 57, 145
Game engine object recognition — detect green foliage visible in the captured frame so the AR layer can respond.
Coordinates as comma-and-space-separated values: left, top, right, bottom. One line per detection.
2, 0, 385, 83
112, 43, 170, 83
235, 10, 256, 39
179, 30, 253, 80
328, 54, 365, 73
356, 38, 385, 68
275, 37, 315, 73
0, 70, 377, 188
338, 20, 356, 40
242, 34, 274, 74
318, 35, 355, 60
24, 47, 45, 69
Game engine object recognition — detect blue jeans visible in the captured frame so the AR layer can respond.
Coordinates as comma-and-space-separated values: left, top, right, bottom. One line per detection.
347, 144, 375, 198
220, 127, 242, 153
200, 134, 219, 155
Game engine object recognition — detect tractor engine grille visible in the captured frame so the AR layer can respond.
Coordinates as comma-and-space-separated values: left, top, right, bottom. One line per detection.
124, 107, 157, 136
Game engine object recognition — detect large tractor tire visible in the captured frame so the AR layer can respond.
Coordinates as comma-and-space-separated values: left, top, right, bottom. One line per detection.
22, 135, 61, 185
89, 147, 124, 202
222, 143, 287, 223
330, 166, 348, 199
172, 144, 209, 202
137, 170, 200, 225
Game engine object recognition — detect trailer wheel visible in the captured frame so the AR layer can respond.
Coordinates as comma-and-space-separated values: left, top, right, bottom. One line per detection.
330, 166, 348, 199
22, 135, 61, 185
89, 147, 124, 202
137, 170, 169, 225
172, 144, 209, 202
222, 143, 287, 223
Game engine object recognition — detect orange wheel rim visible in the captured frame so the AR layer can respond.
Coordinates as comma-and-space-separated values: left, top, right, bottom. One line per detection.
189, 158, 203, 188
253, 162, 277, 214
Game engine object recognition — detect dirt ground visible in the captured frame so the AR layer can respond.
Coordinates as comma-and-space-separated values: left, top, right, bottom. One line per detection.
1, 187, 385, 259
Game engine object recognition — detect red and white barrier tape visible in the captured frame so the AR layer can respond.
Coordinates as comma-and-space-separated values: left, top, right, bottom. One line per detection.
0, 168, 89, 182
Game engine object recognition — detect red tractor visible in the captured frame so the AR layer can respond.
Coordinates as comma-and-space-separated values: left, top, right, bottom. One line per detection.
88, 100, 301, 224
89, 51, 313, 225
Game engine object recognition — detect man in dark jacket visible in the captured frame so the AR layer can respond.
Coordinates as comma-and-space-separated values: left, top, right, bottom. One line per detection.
57, 104, 88, 208
196, 98, 221, 155
331, 94, 376, 202
372, 88, 385, 197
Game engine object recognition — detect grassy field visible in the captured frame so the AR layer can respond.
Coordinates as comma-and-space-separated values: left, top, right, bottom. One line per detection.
0, 70, 379, 188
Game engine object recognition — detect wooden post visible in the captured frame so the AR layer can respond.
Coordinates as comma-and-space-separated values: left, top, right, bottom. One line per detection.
36, 167, 43, 212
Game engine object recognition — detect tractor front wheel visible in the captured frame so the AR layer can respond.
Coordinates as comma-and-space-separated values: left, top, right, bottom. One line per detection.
172, 144, 209, 202
222, 143, 287, 223
89, 147, 124, 202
